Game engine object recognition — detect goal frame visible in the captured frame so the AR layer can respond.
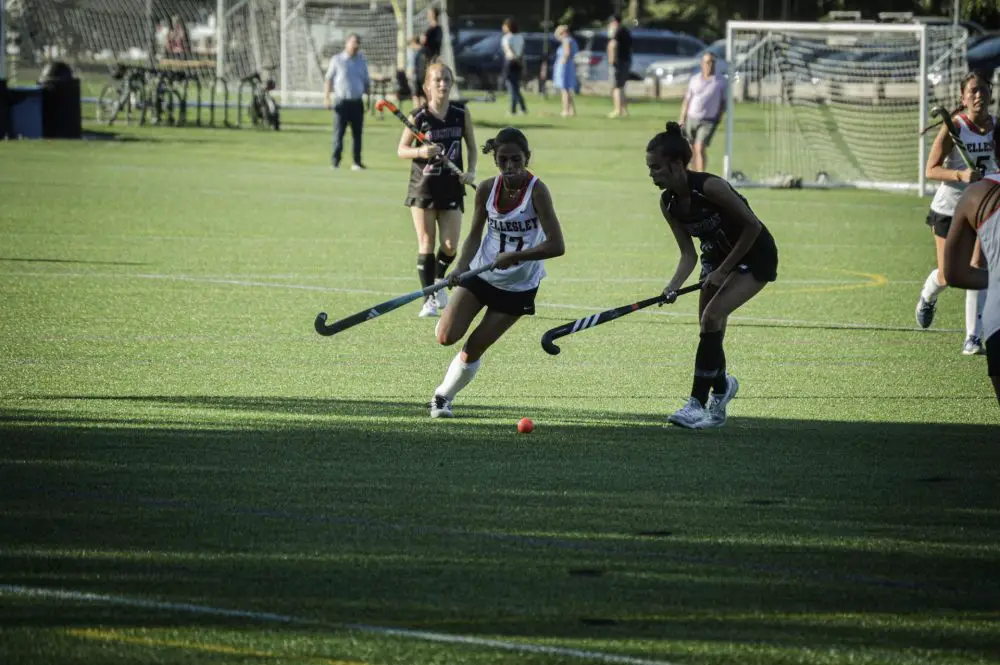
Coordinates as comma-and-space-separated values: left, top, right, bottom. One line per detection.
722, 20, 964, 196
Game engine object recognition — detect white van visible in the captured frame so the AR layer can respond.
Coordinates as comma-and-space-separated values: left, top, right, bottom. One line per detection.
574, 28, 705, 84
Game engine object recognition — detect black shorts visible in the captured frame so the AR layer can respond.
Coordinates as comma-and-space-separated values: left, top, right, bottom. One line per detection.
926, 210, 952, 239
613, 64, 630, 89
460, 275, 537, 316
701, 236, 779, 284
987, 330, 1000, 378
404, 197, 464, 212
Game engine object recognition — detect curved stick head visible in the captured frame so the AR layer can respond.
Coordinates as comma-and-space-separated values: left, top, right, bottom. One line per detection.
374, 99, 388, 112
930, 106, 947, 121
314, 312, 330, 336
541, 333, 562, 356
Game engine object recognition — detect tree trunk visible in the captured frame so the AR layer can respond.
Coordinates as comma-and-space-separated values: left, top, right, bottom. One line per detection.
627, 0, 641, 22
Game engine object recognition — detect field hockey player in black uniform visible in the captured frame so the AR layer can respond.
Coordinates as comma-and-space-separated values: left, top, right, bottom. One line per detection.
647, 121, 779, 429
397, 61, 478, 318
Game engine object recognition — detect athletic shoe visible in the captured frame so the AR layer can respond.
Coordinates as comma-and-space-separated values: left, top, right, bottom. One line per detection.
704, 374, 739, 428
351, 163, 367, 171
418, 297, 439, 318
434, 281, 449, 311
430, 394, 453, 418
962, 335, 985, 356
915, 296, 936, 329
667, 397, 709, 429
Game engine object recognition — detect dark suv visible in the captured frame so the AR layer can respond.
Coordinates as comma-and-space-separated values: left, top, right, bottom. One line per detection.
455, 32, 564, 90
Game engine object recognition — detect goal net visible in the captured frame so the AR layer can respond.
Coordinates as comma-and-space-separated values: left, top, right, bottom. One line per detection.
4, 0, 222, 83
723, 21, 968, 194
226, 0, 458, 106
3, 0, 454, 107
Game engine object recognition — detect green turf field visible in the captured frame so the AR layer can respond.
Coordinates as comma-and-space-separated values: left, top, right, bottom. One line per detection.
1, 93, 997, 665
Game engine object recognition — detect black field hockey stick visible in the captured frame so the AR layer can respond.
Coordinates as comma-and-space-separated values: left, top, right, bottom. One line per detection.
314, 262, 496, 337
540, 282, 704, 356
375, 98, 476, 191
930, 106, 976, 170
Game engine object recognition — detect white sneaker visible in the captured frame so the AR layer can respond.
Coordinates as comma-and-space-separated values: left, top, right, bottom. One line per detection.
704, 374, 739, 428
430, 394, 453, 418
667, 397, 710, 429
962, 335, 985, 356
434, 281, 448, 310
418, 297, 439, 318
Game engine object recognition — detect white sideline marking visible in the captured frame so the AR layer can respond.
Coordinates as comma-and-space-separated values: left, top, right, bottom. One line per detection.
0, 270, 959, 333
0, 585, 679, 665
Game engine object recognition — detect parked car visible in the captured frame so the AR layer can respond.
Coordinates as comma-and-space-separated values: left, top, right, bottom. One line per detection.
645, 39, 727, 87
574, 27, 705, 83
454, 32, 562, 91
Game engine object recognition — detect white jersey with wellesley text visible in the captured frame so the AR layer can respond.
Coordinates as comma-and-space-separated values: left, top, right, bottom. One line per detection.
469, 174, 546, 292
979, 174, 1000, 343
930, 113, 998, 216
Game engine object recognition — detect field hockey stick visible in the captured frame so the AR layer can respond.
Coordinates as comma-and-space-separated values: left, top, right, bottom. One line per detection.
540, 281, 704, 356
374, 98, 476, 191
931, 106, 976, 170
314, 262, 496, 337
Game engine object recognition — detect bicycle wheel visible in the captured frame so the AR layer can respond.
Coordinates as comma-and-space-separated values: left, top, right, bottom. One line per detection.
96, 83, 122, 125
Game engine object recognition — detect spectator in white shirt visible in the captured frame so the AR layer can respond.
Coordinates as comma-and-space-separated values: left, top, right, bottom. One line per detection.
679, 52, 727, 172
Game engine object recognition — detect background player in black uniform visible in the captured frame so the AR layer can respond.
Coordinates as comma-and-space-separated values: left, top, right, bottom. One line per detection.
396, 62, 477, 318
647, 122, 779, 429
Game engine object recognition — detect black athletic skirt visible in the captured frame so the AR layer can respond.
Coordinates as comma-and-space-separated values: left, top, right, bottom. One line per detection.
460, 275, 537, 316
700, 231, 779, 284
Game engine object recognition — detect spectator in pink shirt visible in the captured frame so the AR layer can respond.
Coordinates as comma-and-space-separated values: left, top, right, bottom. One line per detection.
679, 52, 727, 172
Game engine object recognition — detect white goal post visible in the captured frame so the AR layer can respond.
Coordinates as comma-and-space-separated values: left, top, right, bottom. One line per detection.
723, 21, 969, 195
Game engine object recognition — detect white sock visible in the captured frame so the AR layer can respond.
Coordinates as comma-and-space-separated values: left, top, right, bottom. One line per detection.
966, 289, 986, 339
921, 269, 946, 303
435, 353, 480, 400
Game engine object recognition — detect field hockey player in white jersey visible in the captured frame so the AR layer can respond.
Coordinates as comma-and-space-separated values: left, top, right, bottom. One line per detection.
427, 127, 566, 418
915, 71, 996, 355
944, 174, 1000, 406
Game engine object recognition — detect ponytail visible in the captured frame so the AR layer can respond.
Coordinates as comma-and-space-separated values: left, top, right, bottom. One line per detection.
646, 121, 692, 165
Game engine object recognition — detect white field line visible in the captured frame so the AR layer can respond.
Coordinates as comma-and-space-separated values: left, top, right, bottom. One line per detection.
0, 270, 960, 333
0, 584, 680, 665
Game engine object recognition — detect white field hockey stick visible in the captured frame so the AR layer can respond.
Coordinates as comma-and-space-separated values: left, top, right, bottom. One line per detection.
314, 262, 496, 337
375, 98, 476, 191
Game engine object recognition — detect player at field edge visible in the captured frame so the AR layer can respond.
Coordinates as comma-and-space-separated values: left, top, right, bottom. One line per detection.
915, 71, 995, 355
397, 61, 478, 318
648, 121, 779, 429
943, 175, 1000, 406
427, 127, 565, 418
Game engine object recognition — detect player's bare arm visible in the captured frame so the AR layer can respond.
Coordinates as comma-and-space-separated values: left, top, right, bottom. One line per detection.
396, 121, 440, 161
703, 177, 763, 278
659, 196, 697, 300
926, 123, 976, 184
944, 180, 993, 290
462, 108, 478, 184
448, 179, 492, 283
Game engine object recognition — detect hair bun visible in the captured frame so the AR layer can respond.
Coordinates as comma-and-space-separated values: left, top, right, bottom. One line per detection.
665, 121, 682, 135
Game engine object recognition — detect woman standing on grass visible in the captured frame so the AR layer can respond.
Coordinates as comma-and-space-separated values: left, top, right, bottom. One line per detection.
428, 127, 565, 418
551, 24, 578, 118
914, 71, 995, 355
397, 61, 478, 318
647, 122, 778, 429
944, 175, 1000, 406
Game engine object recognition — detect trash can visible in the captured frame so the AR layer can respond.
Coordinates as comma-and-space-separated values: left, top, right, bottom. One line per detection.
8, 85, 44, 138
39, 61, 82, 139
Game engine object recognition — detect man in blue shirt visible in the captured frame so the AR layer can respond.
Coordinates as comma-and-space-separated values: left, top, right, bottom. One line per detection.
324, 33, 370, 170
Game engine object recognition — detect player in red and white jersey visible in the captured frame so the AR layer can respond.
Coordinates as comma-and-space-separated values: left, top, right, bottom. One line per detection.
427, 127, 566, 418
944, 174, 1000, 406
915, 72, 995, 355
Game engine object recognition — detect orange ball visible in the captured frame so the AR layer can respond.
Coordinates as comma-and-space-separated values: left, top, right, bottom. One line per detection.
517, 417, 534, 434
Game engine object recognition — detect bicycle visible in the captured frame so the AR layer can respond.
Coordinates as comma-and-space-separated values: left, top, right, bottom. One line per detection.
242, 73, 280, 130
96, 65, 150, 126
